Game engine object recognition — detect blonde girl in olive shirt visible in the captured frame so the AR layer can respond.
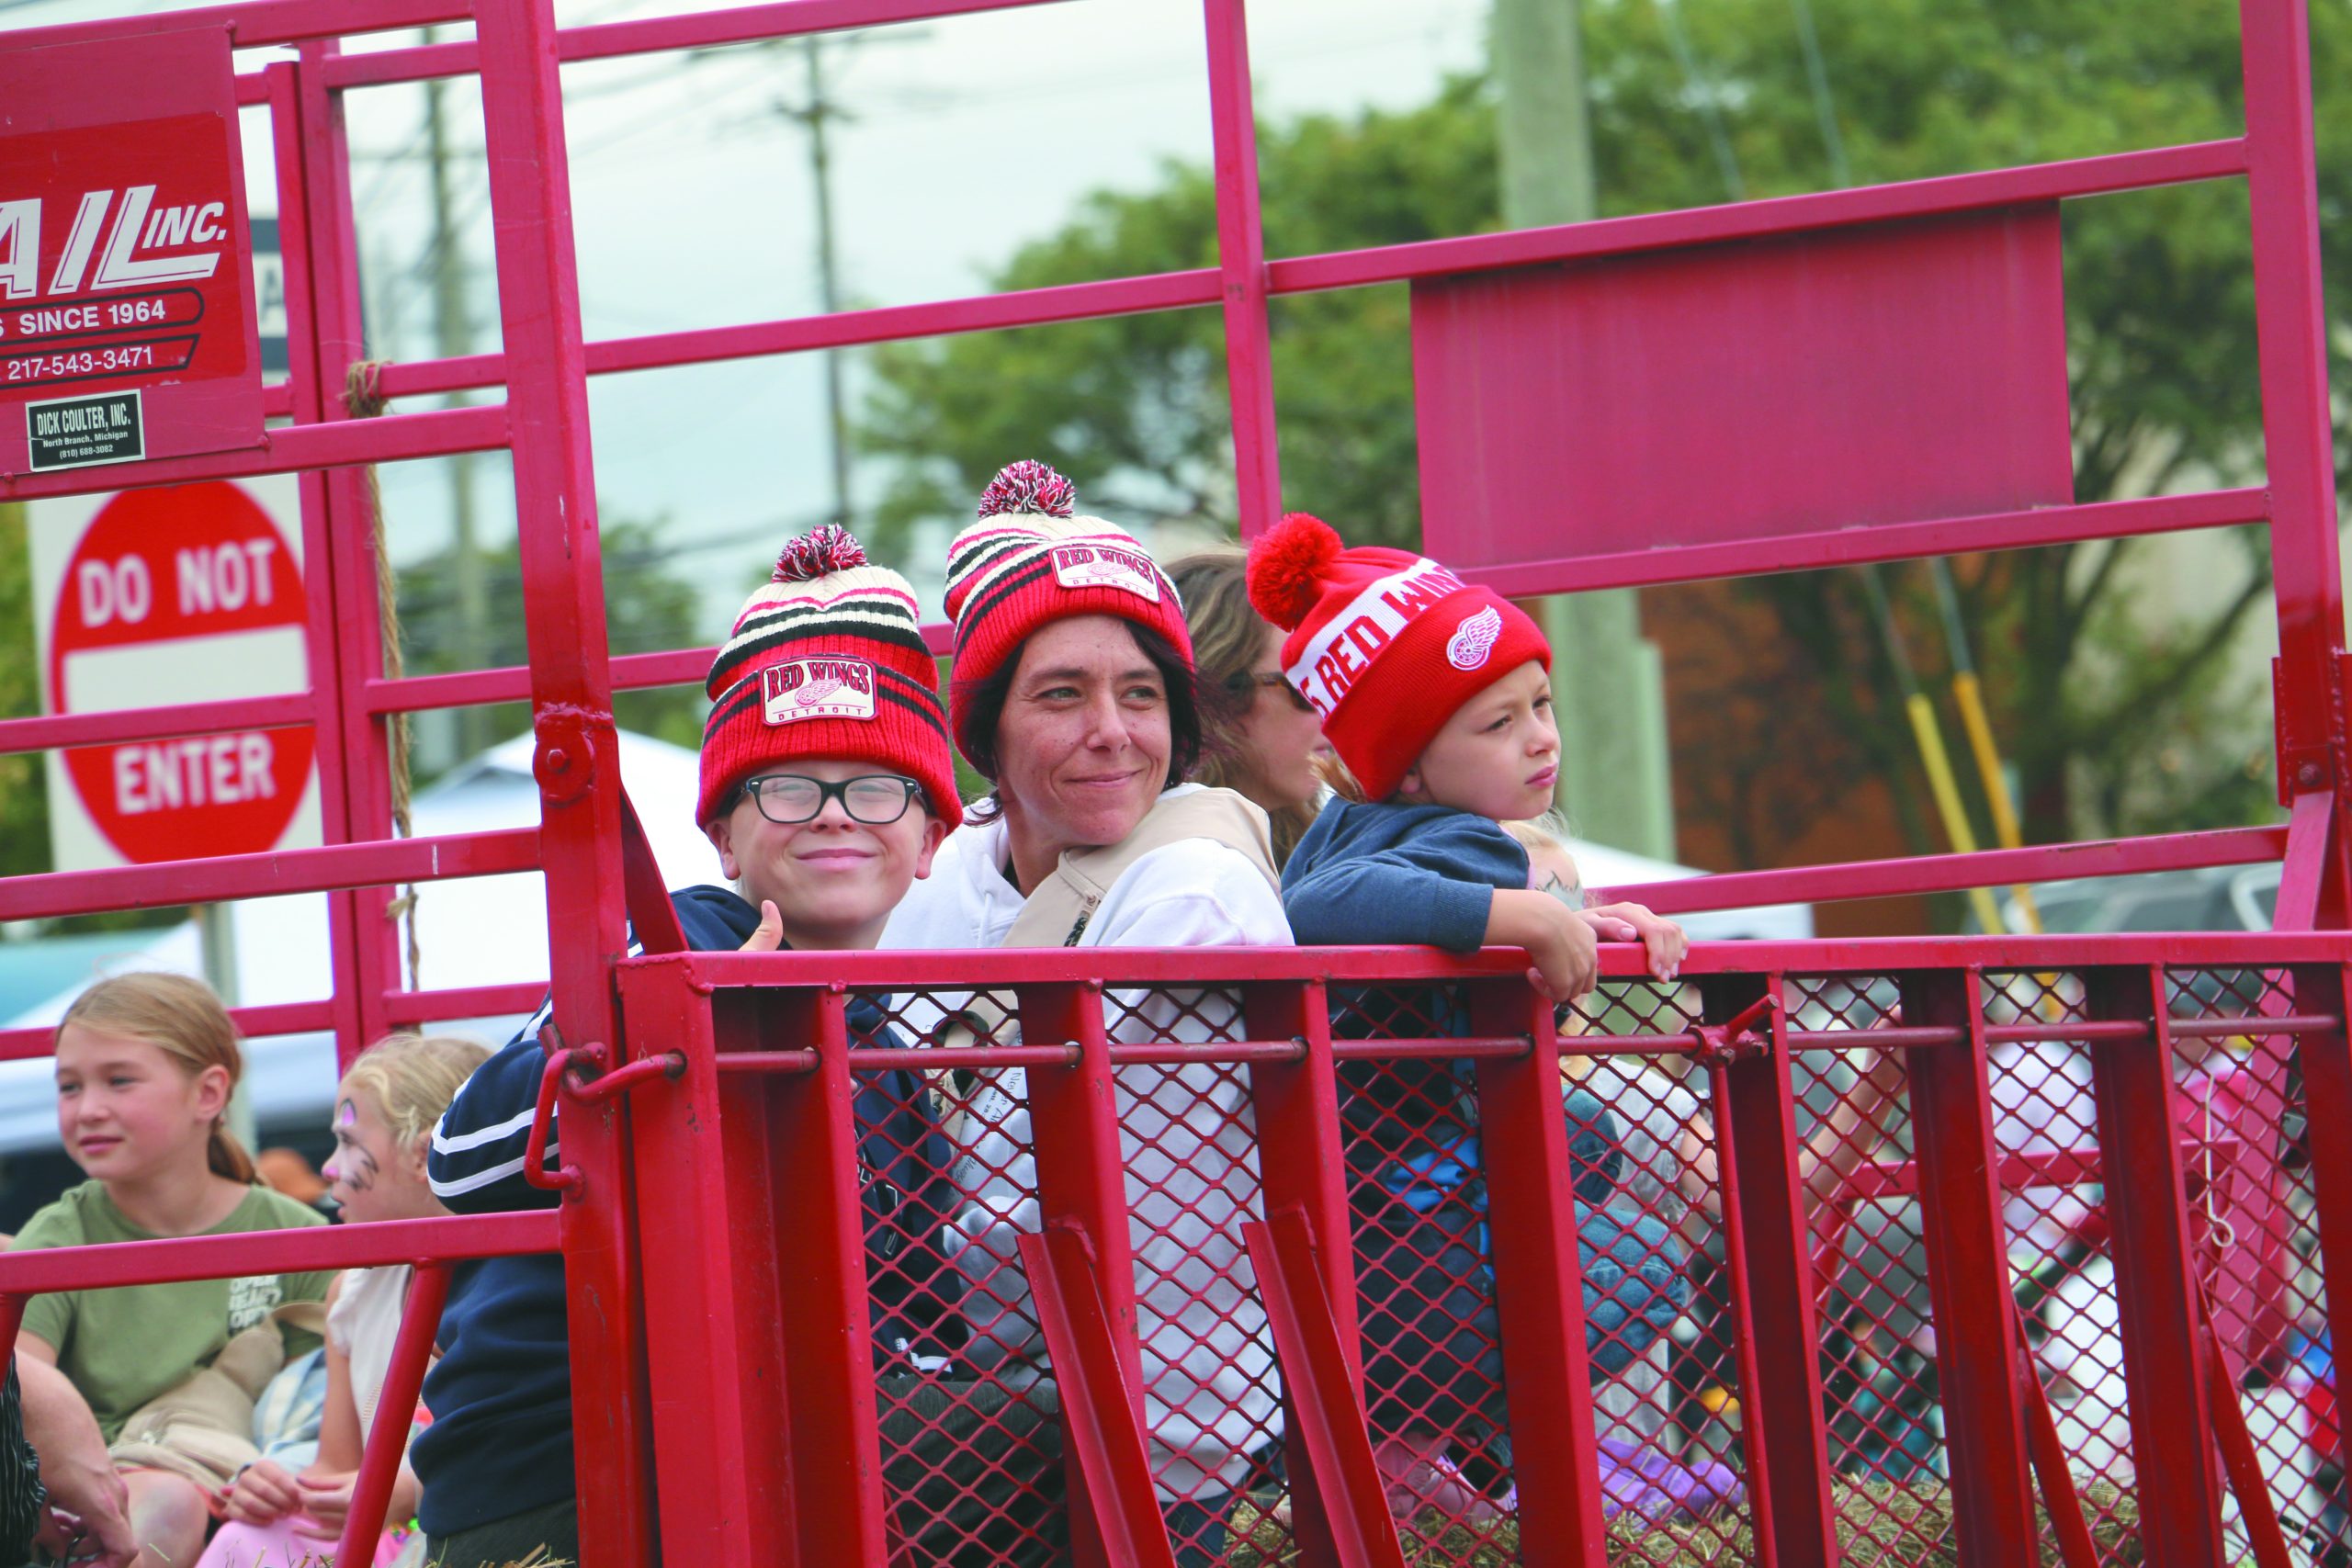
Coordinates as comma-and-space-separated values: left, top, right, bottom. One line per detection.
14, 974, 330, 1568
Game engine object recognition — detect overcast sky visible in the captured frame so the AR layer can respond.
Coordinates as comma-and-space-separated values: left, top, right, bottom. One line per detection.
9, 0, 1490, 630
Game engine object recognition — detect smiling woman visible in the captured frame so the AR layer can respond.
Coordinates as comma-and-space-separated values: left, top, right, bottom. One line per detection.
881, 461, 1294, 1565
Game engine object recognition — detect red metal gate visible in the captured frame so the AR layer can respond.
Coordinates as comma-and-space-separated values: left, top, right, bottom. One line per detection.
0, 0, 2346, 1563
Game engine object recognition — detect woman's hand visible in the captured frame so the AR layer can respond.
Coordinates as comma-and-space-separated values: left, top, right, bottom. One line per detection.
218, 1458, 302, 1526
1580, 901, 1689, 982
1487, 889, 1600, 1001
290, 1469, 357, 1539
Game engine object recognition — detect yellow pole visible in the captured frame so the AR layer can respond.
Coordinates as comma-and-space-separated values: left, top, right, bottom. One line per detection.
1951, 670, 2043, 931
1928, 563, 2044, 933
1903, 692, 2008, 932
1862, 566, 2009, 932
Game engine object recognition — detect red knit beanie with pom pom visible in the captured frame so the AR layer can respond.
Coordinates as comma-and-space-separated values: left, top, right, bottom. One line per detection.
1245, 513, 1548, 801
697, 523, 960, 829
943, 459, 1193, 769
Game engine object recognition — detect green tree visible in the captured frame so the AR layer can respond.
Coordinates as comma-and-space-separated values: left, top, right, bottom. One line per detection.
860, 0, 2333, 860
395, 513, 709, 763
0, 503, 46, 884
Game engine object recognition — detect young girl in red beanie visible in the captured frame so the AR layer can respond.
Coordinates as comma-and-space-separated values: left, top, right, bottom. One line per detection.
1246, 512, 1692, 1525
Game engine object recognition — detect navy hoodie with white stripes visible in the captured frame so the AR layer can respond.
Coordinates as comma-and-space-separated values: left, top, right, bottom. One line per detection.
413, 885, 959, 1536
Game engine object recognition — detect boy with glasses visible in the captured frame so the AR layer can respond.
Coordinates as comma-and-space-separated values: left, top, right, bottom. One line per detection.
418, 528, 1057, 1566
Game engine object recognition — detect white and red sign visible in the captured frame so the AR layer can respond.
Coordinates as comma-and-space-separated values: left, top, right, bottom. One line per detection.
30, 478, 319, 868
1050, 538, 1161, 603
763, 656, 878, 725
0, 27, 264, 473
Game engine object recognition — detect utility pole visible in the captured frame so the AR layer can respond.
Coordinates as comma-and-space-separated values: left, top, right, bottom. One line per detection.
1492, 0, 1677, 860
794, 37, 853, 527
424, 28, 490, 761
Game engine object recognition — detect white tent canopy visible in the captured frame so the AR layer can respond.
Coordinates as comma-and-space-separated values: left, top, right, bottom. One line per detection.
0, 736, 1809, 1156
0, 730, 717, 1156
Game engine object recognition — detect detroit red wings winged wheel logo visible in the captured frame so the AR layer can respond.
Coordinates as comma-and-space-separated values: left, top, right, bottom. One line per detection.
1446, 605, 1504, 671
796, 672, 843, 706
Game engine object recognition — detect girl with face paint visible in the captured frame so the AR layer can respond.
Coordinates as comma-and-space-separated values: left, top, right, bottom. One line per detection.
200, 1035, 489, 1568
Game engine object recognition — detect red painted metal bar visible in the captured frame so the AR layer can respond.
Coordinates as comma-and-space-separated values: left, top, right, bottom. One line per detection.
0, 829, 539, 922
2083, 966, 2226, 1567
371, 271, 1222, 403
1201, 0, 1282, 539
0, 0, 467, 51
769, 987, 895, 1565
1603, 823, 2288, 917
1016, 979, 1146, 1565
0, 405, 508, 503
324, 0, 1079, 89
1707, 976, 1838, 1566
1899, 970, 2036, 1564
1238, 1212, 1407, 1568
0, 1212, 559, 1293
0, 999, 338, 1064
0, 1298, 23, 1368
625, 973, 790, 1561
2293, 964, 2352, 1520
2240, 0, 2349, 823
1465, 976, 1609, 1566
1275, 140, 2245, 293
2014, 1297, 2102, 1568
1240, 977, 1363, 1568
2200, 1285, 2296, 1568
379, 981, 552, 1026
334, 1262, 452, 1568
0, 694, 316, 756
619, 974, 792, 1568
1016, 1224, 1182, 1568
1456, 488, 2268, 599
288, 37, 405, 1063
470, 0, 653, 1560
657, 930, 2352, 991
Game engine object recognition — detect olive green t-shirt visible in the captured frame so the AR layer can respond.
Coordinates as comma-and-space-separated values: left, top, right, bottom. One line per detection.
14, 1180, 333, 1442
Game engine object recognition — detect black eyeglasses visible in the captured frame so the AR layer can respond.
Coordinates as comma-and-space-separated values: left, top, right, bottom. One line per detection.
1229, 670, 1314, 714
733, 773, 923, 825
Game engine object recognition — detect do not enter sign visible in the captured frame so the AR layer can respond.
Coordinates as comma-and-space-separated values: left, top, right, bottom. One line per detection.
38, 479, 316, 865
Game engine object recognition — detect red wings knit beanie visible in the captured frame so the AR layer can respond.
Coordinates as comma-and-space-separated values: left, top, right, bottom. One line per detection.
1245, 512, 1548, 801
943, 459, 1193, 765
697, 524, 961, 829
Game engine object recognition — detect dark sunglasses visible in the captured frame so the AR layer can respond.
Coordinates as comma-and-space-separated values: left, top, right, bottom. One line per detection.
1229, 670, 1315, 714
731, 773, 923, 826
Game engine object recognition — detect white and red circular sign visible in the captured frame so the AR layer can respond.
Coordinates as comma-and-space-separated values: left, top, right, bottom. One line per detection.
46, 481, 314, 863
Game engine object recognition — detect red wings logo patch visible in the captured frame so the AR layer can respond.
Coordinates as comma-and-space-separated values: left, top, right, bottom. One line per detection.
1446, 605, 1504, 671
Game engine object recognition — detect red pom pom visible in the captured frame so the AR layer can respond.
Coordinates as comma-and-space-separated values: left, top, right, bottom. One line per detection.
772, 523, 869, 582
1246, 512, 1343, 630
976, 459, 1076, 520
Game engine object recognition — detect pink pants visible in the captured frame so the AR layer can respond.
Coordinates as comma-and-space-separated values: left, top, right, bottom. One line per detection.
197, 1517, 417, 1568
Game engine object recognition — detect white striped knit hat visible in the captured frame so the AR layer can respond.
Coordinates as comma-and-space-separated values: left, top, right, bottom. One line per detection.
697, 525, 959, 829
944, 460, 1193, 763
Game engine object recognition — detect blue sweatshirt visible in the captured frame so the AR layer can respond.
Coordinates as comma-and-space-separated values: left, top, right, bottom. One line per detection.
1283, 798, 1527, 953
1283, 797, 1620, 1201
414, 886, 958, 1536
1283, 799, 1686, 1366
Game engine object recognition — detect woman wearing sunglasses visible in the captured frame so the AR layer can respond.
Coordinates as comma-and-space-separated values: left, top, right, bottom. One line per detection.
1169, 548, 1332, 868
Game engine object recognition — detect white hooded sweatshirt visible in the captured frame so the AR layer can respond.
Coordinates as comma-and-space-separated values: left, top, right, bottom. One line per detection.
877, 784, 1292, 1498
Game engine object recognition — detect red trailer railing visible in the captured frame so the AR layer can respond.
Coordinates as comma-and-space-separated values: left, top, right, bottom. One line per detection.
0, 0, 2346, 1562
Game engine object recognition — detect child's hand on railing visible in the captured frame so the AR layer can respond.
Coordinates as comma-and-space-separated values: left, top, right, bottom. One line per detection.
1577, 902, 1689, 984
1487, 889, 1601, 1001
739, 900, 784, 953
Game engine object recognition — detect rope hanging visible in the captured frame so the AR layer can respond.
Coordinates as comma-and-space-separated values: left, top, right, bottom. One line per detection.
345, 359, 423, 990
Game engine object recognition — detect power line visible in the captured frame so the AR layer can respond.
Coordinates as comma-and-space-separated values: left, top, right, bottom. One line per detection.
1652, 0, 1745, 200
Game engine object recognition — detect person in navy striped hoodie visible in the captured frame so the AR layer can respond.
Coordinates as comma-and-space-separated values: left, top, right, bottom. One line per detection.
417, 527, 1061, 1567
